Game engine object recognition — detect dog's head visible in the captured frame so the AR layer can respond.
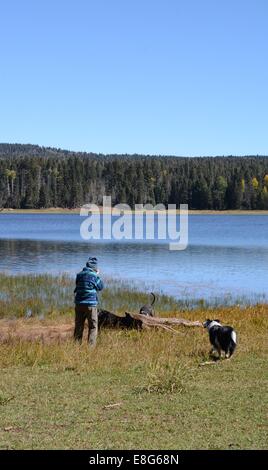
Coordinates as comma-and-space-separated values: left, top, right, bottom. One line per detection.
203, 319, 211, 328
203, 318, 221, 329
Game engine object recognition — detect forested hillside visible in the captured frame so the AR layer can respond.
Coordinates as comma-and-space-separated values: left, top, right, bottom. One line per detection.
1, 144, 268, 209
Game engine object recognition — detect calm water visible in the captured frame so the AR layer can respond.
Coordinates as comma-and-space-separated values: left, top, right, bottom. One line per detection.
0, 213, 268, 305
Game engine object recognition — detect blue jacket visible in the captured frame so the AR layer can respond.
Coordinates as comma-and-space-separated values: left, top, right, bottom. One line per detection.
74, 267, 104, 306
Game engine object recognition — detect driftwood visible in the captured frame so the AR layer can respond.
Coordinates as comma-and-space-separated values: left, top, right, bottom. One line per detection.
127, 312, 203, 332
98, 310, 203, 333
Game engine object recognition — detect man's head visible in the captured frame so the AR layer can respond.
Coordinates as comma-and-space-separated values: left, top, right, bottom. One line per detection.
86, 257, 98, 272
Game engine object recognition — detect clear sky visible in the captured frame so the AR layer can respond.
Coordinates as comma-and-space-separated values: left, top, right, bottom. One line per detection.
0, 0, 267, 156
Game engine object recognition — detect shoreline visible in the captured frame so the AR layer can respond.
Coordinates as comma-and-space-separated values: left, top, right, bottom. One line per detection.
1, 207, 268, 215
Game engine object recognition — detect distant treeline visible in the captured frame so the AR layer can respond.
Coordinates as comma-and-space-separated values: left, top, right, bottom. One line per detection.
1, 143, 268, 210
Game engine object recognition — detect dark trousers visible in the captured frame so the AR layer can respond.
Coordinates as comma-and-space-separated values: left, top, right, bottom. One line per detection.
74, 304, 98, 347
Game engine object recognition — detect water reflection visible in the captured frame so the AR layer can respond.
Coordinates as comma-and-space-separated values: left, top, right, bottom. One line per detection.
0, 237, 267, 304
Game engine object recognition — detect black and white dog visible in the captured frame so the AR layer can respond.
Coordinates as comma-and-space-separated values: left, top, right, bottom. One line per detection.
203, 319, 237, 359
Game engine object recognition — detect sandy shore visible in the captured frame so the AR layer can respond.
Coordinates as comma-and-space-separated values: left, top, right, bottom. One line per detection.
1, 207, 268, 215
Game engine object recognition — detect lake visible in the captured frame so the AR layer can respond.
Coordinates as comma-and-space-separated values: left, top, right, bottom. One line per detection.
0, 213, 268, 306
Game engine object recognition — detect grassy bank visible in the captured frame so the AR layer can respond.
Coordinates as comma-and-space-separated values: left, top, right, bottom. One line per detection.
0, 273, 263, 318
0, 274, 267, 449
0, 273, 180, 319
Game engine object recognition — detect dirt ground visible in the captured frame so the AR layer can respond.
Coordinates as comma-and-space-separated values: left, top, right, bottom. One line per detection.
0, 319, 74, 343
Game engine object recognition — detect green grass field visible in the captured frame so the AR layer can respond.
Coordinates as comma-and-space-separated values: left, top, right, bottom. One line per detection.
0, 274, 267, 449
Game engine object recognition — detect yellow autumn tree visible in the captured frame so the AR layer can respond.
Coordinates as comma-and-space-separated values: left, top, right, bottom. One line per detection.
252, 177, 259, 190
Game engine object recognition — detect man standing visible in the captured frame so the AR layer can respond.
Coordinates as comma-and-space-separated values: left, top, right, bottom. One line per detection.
74, 257, 104, 346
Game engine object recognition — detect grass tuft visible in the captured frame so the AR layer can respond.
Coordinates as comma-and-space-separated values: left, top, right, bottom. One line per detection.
137, 359, 191, 395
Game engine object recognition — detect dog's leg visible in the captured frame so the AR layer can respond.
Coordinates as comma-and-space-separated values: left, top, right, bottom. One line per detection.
225, 350, 234, 360
217, 348, 222, 359
210, 347, 220, 360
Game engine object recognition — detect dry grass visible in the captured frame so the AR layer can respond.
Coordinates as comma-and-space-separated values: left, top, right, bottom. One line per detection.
0, 304, 267, 370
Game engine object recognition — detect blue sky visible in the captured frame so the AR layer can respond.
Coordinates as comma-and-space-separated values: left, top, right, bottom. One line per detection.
0, 0, 267, 155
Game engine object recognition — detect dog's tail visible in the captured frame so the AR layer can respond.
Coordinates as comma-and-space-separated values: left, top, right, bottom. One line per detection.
150, 292, 156, 306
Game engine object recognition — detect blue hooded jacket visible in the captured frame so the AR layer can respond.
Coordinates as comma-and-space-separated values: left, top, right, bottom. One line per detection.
74, 267, 104, 306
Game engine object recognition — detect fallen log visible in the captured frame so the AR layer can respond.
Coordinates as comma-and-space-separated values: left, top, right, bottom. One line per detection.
98, 310, 202, 332
126, 312, 203, 329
